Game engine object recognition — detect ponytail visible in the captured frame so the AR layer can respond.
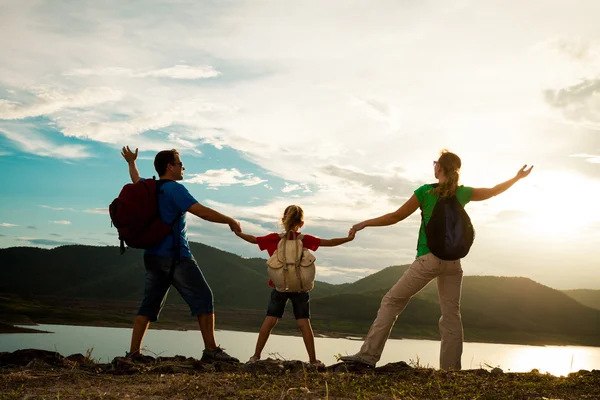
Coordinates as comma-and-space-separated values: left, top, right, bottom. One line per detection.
433, 150, 462, 198
281, 205, 304, 233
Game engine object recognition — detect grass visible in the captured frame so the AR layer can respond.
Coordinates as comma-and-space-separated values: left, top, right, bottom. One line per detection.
0, 355, 599, 399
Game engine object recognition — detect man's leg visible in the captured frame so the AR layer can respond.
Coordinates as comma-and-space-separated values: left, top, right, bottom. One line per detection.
171, 259, 216, 347
172, 258, 237, 361
129, 315, 151, 355
437, 260, 464, 370
346, 254, 442, 366
251, 316, 279, 360
197, 313, 218, 351
132, 255, 171, 355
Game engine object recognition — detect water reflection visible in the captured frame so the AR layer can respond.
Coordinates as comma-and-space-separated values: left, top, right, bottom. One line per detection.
1, 324, 598, 376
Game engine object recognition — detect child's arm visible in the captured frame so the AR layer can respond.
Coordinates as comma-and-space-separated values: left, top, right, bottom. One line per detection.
319, 231, 355, 247
235, 231, 258, 244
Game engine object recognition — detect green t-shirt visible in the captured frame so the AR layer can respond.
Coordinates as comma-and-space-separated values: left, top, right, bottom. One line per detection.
414, 184, 473, 258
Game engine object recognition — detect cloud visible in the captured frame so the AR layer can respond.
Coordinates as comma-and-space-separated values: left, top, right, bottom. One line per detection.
544, 79, 600, 130
49, 233, 61, 237
50, 220, 71, 225
0, 86, 122, 120
85, 208, 109, 215
0, 223, 18, 227
0, 125, 93, 159
316, 265, 380, 278
570, 153, 600, 164
184, 168, 267, 187
27, 226, 36, 230
19, 238, 76, 246
321, 165, 415, 202
39, 205, 77, 212
64, 65, 221, 80
282, 183, 302, 193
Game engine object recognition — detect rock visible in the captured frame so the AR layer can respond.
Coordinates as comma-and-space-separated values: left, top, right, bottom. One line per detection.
0, 349, 64, 367
376, 361, 414, 374
25, 359, 52, 369
491, 367, 504, 375
327, 361, 374, 373
66, 353, 93, 365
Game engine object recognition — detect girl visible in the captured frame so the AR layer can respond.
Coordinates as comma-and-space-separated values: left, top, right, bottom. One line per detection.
234, 204, 355, 366
340, 150, 533, 370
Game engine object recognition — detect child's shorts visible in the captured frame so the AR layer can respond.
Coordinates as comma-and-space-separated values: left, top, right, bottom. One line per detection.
266, 289, 310, 319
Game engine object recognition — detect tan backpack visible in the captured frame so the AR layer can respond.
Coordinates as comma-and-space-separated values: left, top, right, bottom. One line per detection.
266, 232, 316, 292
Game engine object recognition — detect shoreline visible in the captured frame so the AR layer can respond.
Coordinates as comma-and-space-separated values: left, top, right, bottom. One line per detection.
2, 320, 595, 350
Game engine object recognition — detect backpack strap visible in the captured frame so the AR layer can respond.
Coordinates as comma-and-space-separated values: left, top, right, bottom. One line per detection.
279, 230, 306, 291
157, 179, 185, 281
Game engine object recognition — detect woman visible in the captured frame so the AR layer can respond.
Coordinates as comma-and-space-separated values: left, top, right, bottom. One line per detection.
340, 150, 533, 370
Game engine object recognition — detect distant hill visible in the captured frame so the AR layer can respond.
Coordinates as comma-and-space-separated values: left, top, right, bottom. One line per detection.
1, 244, 600, 346
562, 289, 600, 311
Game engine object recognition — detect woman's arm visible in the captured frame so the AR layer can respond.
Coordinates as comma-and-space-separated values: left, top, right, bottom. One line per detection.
350, 194, 420, 234
471, 165, 533, 202
235, 231, 258, 244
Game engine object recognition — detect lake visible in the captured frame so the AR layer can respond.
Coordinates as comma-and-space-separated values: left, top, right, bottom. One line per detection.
1, 324, 599, 376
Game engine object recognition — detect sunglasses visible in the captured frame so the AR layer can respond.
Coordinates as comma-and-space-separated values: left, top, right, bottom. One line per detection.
433, 160, 438, 166
172, 162, 184, 168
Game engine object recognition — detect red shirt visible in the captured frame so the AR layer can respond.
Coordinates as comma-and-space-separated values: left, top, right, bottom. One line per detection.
256, 232, 321, 287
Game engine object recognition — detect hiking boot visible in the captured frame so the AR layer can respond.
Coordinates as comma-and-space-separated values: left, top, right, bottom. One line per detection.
201, 347, 239, 363
339, 354, 375, 367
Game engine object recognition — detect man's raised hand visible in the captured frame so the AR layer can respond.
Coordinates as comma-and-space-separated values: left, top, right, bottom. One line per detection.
121, 146, 138, 163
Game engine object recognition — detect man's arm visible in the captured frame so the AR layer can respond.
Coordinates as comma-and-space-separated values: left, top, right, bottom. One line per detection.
235, 231, 258, 244
121, 146, 140, 184
187, 202, 241, 233
471, 165, 533, 202
350, 194, 420, 234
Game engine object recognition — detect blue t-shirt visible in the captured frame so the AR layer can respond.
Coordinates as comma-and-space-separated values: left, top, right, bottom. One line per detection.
144, 180, 198, 259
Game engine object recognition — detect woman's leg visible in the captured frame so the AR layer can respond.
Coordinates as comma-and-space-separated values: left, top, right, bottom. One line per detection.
348, 254, 442, 366
437, 260, 463, 370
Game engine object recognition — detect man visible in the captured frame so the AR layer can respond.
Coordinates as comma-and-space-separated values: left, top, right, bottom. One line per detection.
121, 145, 240, 362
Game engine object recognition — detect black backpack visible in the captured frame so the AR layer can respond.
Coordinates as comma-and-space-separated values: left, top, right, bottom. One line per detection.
423, 184, 475, 260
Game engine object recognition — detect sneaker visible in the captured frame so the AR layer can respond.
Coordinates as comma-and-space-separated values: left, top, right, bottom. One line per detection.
339, 354, 375, 367
201, 347, 239, 363
310, 360, 326, 368
247, 355, 260, 363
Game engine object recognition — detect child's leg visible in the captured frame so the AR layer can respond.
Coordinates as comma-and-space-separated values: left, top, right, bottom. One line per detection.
290, 292, 319, 363
296, 318, 318, 362
251, 289, 287, 361
252, 316, 278, 359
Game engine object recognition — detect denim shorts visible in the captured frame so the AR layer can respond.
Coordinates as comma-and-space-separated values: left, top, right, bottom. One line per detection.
266, 289, 310, 320
138, 255, 214, 321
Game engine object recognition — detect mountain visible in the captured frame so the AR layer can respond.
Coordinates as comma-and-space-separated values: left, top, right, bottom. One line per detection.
562, 289, 600, 311
1, 244, 600, 346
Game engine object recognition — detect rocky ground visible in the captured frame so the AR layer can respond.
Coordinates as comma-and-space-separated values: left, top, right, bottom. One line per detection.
1, 349, 599, 399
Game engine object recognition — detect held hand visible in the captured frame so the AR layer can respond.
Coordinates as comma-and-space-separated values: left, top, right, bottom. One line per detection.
347, 229, 356, 241
121, 146, 138, 163
515, 165, 534, 180
349, 222, 365, 236
229, 219, 242, 234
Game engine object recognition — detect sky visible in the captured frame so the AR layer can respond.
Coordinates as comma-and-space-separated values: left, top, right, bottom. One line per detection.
1, 0, 599, 289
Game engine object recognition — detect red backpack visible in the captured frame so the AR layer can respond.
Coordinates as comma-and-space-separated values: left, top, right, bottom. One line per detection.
109, 179, 174, 254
